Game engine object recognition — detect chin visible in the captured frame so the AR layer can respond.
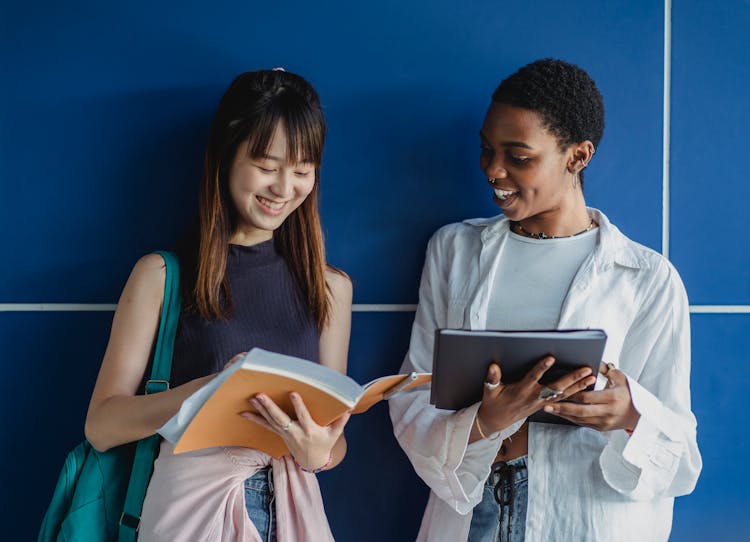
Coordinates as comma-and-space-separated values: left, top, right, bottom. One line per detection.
496, 206, 522, 221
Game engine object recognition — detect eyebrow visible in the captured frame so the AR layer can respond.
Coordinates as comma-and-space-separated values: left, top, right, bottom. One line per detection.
479, 131, 534, 150
261, 154, 284, 161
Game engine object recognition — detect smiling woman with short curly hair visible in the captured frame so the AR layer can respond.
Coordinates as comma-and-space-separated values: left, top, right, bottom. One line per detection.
389, 58, 701, 542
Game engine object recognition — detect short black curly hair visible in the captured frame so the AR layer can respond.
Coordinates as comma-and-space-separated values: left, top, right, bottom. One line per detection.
492, 59, 605, 151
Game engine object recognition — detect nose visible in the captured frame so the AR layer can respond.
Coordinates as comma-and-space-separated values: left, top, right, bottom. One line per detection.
485, 160, 508, 182
269, 171, 295, 199
482, 149, 508, 181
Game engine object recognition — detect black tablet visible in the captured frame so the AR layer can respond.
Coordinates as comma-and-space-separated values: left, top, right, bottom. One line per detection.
431, 328, 607, 424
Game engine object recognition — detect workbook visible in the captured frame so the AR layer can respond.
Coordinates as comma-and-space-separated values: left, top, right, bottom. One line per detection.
431, 329, 607, 424
160, 348, 431, 458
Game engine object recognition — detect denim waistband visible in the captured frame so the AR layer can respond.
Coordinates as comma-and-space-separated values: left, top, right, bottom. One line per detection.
244, 466, 273, 493
487, 455, 527, 506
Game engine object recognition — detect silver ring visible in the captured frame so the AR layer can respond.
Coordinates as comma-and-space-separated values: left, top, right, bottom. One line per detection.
602, 362, 616, 376
484, 381, 500, 391
538, 386, 563, 401
281, 421, 292, 432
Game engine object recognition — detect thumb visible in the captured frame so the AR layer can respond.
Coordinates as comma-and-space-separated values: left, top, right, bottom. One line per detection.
329, 412, 351, 435
600, 361, 620, 388
483, 362, 503, 398
224, 352, 247, 370
487, 362, 502, 383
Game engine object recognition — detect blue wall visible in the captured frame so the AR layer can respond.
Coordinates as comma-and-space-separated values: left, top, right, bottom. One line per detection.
1, 1, 747, 539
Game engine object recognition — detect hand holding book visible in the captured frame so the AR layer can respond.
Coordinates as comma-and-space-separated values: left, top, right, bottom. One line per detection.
541, 361, 640, 432
473, 356, 596, 442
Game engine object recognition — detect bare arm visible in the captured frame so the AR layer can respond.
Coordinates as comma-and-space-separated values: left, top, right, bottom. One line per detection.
318, 268, 353, 468
319, 268, 352, 374
84, 254, 213, 452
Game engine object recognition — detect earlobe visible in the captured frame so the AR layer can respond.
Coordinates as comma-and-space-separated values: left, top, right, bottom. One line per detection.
567, 158, 584, 175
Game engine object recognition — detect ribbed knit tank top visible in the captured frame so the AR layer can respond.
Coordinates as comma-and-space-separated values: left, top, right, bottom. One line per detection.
170, 240, 320, 387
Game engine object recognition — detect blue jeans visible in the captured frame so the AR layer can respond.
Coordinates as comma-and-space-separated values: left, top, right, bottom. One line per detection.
244, 467, 276, 542
467, 456, 528, 542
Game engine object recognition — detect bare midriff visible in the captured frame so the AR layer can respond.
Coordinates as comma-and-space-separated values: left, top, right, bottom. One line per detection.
494, 420, 529, 463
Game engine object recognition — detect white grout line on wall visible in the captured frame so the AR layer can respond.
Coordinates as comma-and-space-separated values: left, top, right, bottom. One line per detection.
352, 304, 418, 312
0, 304, 118, 312
3, 303, 750, 314
0, 303, 419, 313
0, 303, 420, 312
662, 0, 672, 259
688, 306, 750, 314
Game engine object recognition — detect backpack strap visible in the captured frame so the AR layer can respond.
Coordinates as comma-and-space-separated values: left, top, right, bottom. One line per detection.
119, 251, 181, 541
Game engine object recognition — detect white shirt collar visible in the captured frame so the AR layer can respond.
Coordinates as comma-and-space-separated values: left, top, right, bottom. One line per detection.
462, 207, 647, 270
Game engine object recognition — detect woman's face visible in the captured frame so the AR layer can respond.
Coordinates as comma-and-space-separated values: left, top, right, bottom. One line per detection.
228, 121, 316, 245
479, 103, 577, 223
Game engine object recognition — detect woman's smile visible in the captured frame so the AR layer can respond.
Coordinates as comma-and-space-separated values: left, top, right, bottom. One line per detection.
493, 187, 519, 200
255, 195, 287, 214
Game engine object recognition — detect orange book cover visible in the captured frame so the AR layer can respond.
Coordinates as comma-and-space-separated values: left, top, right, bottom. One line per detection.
170, 348, 430, 458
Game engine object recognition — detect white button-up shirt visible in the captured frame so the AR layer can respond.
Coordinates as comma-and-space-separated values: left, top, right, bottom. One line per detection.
389, 209, 701, 542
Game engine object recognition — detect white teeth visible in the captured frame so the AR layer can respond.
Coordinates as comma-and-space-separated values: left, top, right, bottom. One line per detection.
494, 188, 517, 200
258, 196, 284, 210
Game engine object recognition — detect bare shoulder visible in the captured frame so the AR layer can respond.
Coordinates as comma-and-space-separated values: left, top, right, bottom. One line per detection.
133, 253, 168, 276
119, 253, 168, 306
325, 267, 352, 304
130, 254, 167, 282
90, 253, 171, 403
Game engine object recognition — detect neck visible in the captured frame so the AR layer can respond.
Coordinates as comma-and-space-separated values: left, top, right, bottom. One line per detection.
513, 217, 594, 240
515, 199, 591, 238
229, 229, 273, 246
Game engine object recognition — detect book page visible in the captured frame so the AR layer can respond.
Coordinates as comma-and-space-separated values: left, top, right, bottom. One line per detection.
242, 348, 363, 404
351, 373, 432, 414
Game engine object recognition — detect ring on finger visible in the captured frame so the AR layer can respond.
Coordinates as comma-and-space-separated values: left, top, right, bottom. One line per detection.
281, 420, 292, 432
538, 386, 564, 401
602, 362, 616, 376
484, 381, 500, 391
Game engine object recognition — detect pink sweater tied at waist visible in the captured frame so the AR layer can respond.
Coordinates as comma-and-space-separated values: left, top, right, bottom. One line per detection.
139, 441, 335, 541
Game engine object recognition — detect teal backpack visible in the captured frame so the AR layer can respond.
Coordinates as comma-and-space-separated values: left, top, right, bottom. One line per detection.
38, 251, 181, 542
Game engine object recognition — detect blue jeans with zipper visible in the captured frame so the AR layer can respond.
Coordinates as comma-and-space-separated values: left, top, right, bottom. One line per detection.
467, 456, 528, 542
244, 467, 276, 542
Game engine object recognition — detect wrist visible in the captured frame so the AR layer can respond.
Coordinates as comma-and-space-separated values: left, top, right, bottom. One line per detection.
477, 408, 512, 436
474, 412, 502, 441
624, 403, 641, 432
294, 450, 334, 474
623, 411, 641, 435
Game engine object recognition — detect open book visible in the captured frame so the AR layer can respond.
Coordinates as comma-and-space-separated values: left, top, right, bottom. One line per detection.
159, 348, 431, 458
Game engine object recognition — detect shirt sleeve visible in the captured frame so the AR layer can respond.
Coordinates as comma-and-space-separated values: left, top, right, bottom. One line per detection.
388, 230, 523, 514
599, 259, 702, 500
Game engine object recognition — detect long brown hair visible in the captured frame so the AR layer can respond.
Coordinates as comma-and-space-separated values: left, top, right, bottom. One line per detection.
186, 69, 331, 329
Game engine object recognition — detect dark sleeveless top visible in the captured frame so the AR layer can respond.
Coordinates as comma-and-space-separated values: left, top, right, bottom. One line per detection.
170, 240, 320, 387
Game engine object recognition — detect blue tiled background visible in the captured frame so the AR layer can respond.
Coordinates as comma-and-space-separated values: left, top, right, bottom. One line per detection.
2, 1, 746, 539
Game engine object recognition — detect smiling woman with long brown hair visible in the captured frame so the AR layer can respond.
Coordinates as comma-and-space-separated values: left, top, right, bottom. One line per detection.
84, 69, 352, 541
389, 59, 701, 542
